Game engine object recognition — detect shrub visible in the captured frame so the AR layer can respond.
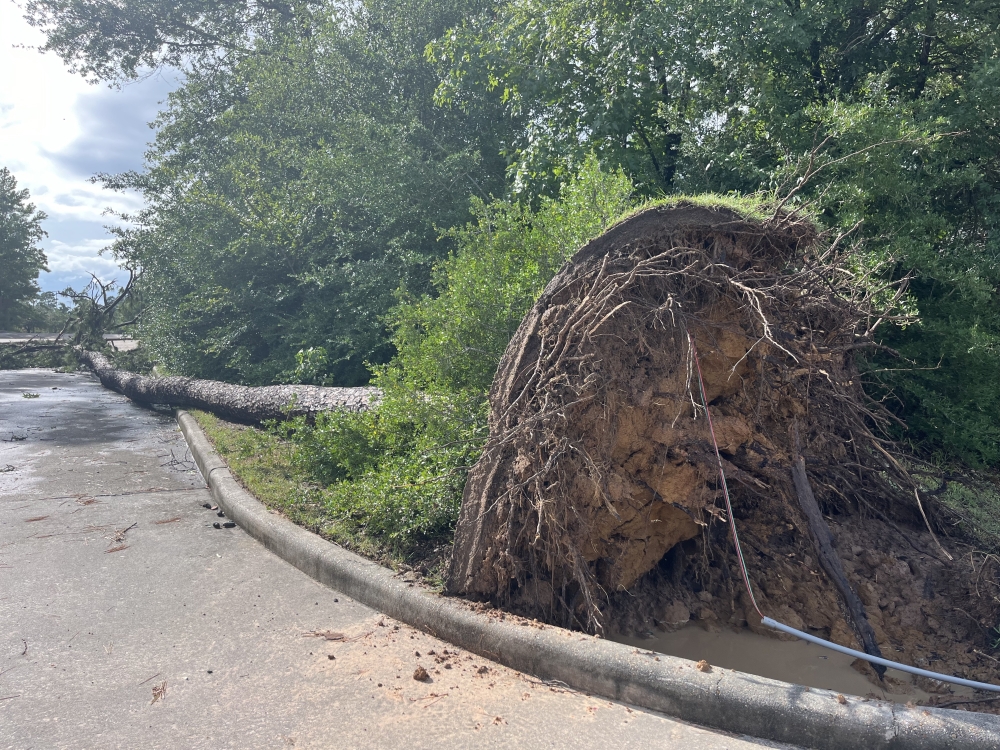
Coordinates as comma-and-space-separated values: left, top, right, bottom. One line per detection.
279, 157, 636, 557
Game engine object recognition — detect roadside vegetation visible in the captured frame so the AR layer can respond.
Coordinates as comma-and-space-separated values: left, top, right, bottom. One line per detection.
11, 0, 1000, 642
194, 158, 635, 571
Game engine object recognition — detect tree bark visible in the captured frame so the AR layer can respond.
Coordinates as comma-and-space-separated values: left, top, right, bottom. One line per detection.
79, 349, 377, 423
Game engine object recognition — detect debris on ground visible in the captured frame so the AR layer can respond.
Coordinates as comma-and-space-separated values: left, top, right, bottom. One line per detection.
150, 680, 167, 704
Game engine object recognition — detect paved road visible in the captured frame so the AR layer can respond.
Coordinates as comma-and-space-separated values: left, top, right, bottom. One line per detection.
0, 334, 137, 351
0, 369, 796, 750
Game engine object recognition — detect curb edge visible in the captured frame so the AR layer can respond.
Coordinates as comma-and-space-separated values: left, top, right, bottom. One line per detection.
177, 409, 999, 750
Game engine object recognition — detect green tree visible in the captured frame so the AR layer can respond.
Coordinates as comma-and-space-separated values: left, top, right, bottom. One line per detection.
24, 0, 321, 82
390, 154, 635, 394
0, 168, 48, 331
99, 0, 512, 385
22, 291, 71, 333
434, 0, 999, 196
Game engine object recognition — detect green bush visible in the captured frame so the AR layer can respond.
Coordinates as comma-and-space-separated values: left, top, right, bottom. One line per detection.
278, 158, 636, 556
390, 155, 636, 393
279, 382, 487, 554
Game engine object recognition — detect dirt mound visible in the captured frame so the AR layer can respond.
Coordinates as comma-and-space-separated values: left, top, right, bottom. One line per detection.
444, 202, 1000, 691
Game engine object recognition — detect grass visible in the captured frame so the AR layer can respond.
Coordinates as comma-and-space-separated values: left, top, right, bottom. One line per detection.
934, 474, 1000, 552
615, 192, 795, 227
188, 409, 443, 580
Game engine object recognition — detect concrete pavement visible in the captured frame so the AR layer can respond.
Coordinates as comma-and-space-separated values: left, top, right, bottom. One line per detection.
0, 369, 795, 749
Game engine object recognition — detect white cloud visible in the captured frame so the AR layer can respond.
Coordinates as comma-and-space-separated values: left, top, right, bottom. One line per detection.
45, 238, 117, 277
0, 4, 174, 291
0, 5, 112, 221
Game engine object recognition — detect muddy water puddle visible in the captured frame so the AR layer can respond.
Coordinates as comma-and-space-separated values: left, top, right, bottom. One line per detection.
614, 624, 976, 704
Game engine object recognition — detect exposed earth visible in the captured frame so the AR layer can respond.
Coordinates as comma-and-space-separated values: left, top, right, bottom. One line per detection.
444, 204, 1000, 712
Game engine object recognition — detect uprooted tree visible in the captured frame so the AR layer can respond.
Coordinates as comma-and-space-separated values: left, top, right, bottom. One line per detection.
445, 202, 923, 660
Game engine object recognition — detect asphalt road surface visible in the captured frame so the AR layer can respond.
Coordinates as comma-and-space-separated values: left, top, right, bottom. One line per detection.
0, 369, 796, 750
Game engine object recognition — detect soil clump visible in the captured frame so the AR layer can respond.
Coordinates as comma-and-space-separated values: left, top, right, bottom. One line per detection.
445, 202, 1000, 704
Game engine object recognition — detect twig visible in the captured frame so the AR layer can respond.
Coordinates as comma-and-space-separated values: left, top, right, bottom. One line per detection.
973, 649, 999, 664
914, 489, 954, 561
112, 522, 138, 543
933, 694, 1000, 709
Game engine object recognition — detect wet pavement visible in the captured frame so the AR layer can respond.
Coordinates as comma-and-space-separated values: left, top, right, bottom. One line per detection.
0, 369, 798, 749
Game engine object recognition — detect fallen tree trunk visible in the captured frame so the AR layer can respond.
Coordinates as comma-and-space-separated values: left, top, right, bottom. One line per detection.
79, 349, 377, 422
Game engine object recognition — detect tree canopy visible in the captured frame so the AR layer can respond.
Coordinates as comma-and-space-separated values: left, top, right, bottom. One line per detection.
98, 0, 512, 385
0, 168, 48, 331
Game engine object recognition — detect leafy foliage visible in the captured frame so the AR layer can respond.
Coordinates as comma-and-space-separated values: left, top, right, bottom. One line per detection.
0, 343, 78, 371
277, 382, 487, 555
0, 168, 48, 331
24, 0, 321, 82
391, 155, 635, 393
277, 161, 635, 555
101, 0, 511, 385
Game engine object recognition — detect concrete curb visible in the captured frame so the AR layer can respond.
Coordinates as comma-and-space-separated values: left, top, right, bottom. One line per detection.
177, 410, 1000, 750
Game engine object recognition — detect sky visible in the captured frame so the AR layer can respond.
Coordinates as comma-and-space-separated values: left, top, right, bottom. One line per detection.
0, 2, 175, 294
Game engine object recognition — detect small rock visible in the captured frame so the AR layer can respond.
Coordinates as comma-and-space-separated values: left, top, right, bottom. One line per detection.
212, 522, 221, 529
327, 655, 335, 660
413, 666, 430, 682
696, 660, 712, 673
662, 601, 690, 630
836, 694, 847, 704
697, 591, 713, 603
695, 607, 721, 633
222, 522, 236, 528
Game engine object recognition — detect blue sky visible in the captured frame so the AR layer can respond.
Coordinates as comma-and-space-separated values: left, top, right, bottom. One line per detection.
1, 3, 175, 294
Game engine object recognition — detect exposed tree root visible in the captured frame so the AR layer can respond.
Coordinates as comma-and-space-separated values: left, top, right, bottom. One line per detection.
446, 201, 923, 641
791, 454, 885, 677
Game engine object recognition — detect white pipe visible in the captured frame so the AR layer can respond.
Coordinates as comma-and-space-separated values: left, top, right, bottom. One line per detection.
761, 616, 1000, 694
